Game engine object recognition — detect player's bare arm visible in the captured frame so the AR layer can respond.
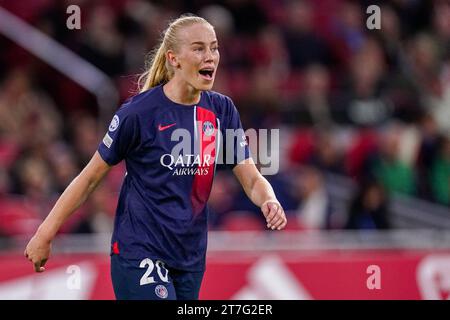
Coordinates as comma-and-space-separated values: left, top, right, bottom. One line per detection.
233, 158, 287, 231
24, 151, 111, 272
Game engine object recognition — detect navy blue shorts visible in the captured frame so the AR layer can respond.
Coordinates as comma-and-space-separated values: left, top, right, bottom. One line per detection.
110, 254, 204, 300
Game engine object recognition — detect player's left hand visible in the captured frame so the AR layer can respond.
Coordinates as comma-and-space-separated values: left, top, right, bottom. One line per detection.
261, 200, 287, 231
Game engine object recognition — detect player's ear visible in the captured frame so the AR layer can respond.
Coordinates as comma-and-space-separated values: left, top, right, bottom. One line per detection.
167, 50, 180, 69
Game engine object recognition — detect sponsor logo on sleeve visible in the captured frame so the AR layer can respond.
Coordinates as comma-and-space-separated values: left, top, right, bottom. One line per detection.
103, 133, 113, 148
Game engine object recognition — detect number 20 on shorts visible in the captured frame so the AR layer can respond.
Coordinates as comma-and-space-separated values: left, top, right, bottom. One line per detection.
139, 258, 169, 285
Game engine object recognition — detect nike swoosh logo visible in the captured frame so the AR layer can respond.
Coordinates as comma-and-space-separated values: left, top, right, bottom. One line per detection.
158, 123, 176, 131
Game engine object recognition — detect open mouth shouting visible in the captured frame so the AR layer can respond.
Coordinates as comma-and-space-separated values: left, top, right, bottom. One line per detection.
198, 68, 215, 81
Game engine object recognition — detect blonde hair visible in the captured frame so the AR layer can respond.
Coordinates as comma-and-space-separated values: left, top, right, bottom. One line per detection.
138, 14, 212, 93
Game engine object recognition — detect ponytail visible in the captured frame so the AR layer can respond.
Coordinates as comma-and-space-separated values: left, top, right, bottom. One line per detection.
138, 43, 171, 92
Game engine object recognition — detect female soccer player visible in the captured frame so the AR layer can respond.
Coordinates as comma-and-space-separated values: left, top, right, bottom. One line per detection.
24, 14, 287, 300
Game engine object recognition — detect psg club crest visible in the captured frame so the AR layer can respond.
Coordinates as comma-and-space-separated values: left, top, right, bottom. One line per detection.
155, 285, 168, 299
202, 121, 214, 137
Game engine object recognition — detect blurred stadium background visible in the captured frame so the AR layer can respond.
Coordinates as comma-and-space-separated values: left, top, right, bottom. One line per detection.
0, 0, 450, 299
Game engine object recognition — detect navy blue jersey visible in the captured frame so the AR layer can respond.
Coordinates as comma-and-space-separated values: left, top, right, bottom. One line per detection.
98, 84, 250, 272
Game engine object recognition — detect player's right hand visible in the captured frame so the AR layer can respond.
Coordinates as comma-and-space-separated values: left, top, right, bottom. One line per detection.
261, 200, 287, 231
24, 233, 52, 273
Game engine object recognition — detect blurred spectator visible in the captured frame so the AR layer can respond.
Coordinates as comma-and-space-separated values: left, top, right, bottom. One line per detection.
224, 0, 268, 36
281, 0, 335, 70
240, 66, 283, 128
69, 113, 100, 166
432, 0, 450, 49
416, 113, 442, 199
12, 156, 56, 219
250, 25, 289, 77
208, 171, 240, 228
284, 64, 338, 126
15, 157, 53, 199
345, 128, 378, 180
369, 123, 416, 196
70, 183, 116, 234
47, 143, 79, 193
377, 4, 402, 71
388, 0, 433, 37
309, 129, 345, 175
293, 166, 333, 230
429, 136, 450, 206
336, 37, 392, 127
404, 32, 450, 132
79, 4, 126, 77
345, 179, 390, 230
330, 0, 366, 65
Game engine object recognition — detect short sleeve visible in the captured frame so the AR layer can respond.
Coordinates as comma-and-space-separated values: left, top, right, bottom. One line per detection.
220, 97, 251, 170
97, 106, 140, 166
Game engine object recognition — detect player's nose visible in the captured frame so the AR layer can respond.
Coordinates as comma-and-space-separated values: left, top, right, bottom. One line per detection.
204, 48, 214, 62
